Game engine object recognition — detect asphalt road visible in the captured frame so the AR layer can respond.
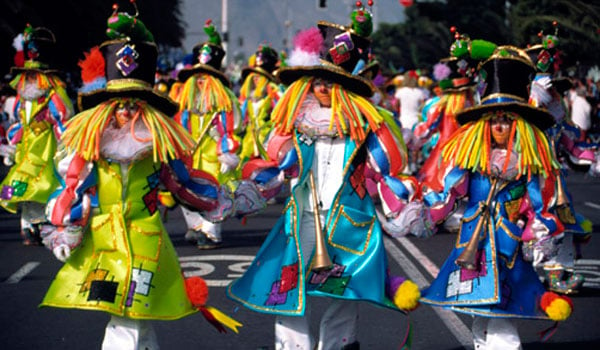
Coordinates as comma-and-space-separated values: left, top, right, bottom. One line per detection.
1, 165, 599, 349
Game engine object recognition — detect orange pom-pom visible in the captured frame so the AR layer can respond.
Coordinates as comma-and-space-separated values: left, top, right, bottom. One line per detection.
78, 46, 105, 84
185, 276, 209, 307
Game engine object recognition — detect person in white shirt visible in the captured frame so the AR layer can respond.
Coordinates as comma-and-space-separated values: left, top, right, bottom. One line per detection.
395, 71, 427, 173
569, 83, 592, 139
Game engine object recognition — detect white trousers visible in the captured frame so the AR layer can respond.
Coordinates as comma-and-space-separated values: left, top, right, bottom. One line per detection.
181, 206, 222, 241
102, 316, 159, 350
472, 317, 521, 350
274, 210, 359, 350
275, 299, 359, 350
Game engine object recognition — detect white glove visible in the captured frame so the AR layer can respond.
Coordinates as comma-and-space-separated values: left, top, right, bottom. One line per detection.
377, 201, 436, 238
219, 153, 240, 174
203, 185, 234, 222
40, 225, 83, 262
0, 144, 16, 166
233, 180, 267, 216
52, 245, 72, 263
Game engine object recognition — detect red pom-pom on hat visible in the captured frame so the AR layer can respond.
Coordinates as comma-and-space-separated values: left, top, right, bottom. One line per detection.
79, 46, 105, 84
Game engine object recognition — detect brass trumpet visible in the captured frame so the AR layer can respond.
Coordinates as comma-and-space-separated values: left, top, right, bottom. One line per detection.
308, 171, 333, 272
554, 176, 576, 224
455, 177, 498, 270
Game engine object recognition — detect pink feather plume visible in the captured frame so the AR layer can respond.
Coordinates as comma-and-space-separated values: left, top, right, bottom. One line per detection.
293, 27, 323, 54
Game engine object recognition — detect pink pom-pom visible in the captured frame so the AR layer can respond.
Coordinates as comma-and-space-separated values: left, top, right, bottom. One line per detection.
433, 62, 451, 81
293, 27, 323, 55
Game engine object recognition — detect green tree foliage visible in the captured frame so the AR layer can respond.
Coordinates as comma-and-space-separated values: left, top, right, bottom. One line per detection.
372, 0, 599, 77
509, 0, 600, 73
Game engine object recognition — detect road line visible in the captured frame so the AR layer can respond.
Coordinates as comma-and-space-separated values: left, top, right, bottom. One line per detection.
5, 262, 40, 284
396, 236, 440, 278
584, 201, 600, 210
575, 259, 600, 266
384, 238, 472, 347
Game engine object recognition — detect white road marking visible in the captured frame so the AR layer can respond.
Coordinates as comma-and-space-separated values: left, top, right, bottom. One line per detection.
179, 255, 254, 287
384, 238, 473, 348
396, 236, 440, 278
584, 201, 600, 210
5, 262, 40, 284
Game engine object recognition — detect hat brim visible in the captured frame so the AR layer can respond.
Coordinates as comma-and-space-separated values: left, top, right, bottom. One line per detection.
552, 77, 573, 94
456, 102, 554, 130
10, 67, 60, 76
440, 82, 476, 93
177, 64, 231, 88
78, 85, 179, 116
277, 64, 374, 97
357, 62, 380, 81
241, 66, 278, 84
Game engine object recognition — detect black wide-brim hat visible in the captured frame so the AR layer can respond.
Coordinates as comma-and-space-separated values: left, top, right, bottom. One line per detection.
78, 39, 178, 116
177, 63, 231, 88
241, 66, 278, 84
552, 76, 572, 94
177, 63, 230, 88
11, 27, 59, 76
277, 61, 375, 97
317, 21, 371, 72
456, 46, 554, 130
177, 42, 230, 87
357, 60, 380, 81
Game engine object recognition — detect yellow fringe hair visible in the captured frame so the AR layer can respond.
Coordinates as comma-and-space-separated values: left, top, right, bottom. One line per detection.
441, 111, 559, 180
62, 98, 194, 163
271, 76, 400, 143
177, 74, 234, 114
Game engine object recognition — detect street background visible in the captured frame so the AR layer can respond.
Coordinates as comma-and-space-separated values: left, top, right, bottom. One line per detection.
1, 165, 599, 349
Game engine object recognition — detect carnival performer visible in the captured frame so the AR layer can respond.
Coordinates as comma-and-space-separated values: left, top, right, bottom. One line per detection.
526, 25, 591, 294
39, 4, 240, 348
0, 25, 74, 245
420, 46, 573, 350
238, 43, 283, 164
169, 19, 242, 249
414, 30, 497, 193
228, 3, 426, 348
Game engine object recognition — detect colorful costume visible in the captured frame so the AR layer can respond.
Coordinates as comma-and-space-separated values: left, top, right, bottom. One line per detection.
39, 6, 239, 347
415, 34, 497, 192
526, 29, 591, 294
169, 20, 241, 248
0, 26, 73, 245
238, 44, 283, 163
228, 9, 422, 348
420, 46, 573, 350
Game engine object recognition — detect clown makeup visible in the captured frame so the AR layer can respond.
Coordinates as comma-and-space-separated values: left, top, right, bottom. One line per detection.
195, 75, 207, 89
114, 100, 140, 128
490, 113, 512, 149
312, 78, 333, 108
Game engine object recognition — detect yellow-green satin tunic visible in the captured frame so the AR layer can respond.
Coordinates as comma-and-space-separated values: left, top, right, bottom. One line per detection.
0, 103, 60, 213
41, 156, 196, 320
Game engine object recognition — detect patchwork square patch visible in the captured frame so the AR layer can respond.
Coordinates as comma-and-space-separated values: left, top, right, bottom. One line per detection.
265, 281, 287, 306
279, 263, 298, 294
317, 275, 351, 296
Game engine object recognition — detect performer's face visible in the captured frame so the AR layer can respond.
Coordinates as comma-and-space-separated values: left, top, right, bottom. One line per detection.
491, 114, 511, 149
114, 101, 139, 128
312, 78, 333, 108
195, 75, 207, 89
